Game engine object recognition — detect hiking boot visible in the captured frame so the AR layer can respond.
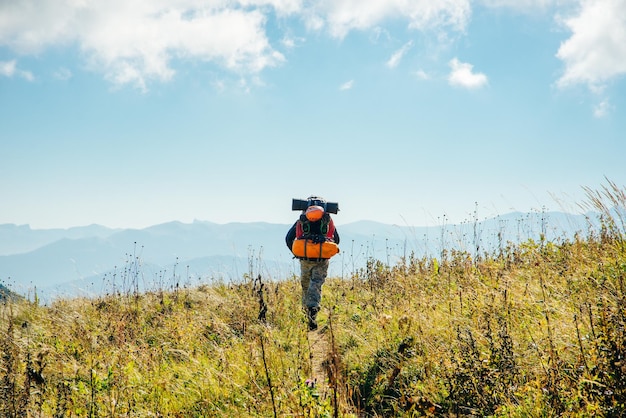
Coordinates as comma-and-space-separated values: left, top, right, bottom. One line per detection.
307, 307, 319, 331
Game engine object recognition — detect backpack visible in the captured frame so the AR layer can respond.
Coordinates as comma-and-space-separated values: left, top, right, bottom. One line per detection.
291, 213, 339, 259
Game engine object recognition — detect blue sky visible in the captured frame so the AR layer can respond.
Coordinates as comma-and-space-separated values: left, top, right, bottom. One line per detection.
1, 0, 625, 229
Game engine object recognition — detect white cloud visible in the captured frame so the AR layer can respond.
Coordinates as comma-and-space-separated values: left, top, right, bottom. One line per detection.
13, 0, 612, 96
448, 58, 488, 89
414, 69, 430, 80
339, 79, 354, 90
593, 99, 612, 118
478, 0, 564, 11
240, 0, 304, 15
556, 0, 626, 90
21, 69, 34, 81
305, 0, 471, 39
54, 67, 73, 81
281, 37, 296, 49
280, 34, 306, 50
0, 0, 477, 90
0, 1, 286, 90
386, 41, 413, 69
0, 59, 34, 81
0, 60, 16, 77
303, 13, 325, 31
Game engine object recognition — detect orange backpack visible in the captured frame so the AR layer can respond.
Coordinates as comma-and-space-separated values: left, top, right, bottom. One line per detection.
291, 213, 339, 259
291, 239, 339, 259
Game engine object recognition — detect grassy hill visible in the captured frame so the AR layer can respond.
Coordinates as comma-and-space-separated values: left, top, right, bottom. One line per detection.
0, 284, 22, 302
1, 183, 625, 417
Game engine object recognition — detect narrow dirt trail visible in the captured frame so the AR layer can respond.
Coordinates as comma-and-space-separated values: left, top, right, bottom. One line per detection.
308, 328, 330, 393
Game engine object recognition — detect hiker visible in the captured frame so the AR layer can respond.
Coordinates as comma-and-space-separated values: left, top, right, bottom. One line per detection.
286, 196, 340, 331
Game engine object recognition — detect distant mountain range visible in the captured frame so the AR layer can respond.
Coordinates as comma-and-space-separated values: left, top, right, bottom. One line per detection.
0, 212, 600, 302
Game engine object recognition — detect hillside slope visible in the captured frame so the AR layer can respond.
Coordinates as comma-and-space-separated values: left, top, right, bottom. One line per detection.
1, 225, 625, 416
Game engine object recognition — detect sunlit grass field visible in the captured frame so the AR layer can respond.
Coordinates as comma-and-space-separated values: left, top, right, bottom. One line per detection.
2, 182, 625, 417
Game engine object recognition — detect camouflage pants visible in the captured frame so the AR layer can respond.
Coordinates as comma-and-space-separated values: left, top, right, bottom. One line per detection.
299, 258, 329, 309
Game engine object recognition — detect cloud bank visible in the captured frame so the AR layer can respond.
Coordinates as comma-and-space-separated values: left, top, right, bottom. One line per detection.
308, 0, 471, 39
0, 0, 473, 90
0, 1, 288, 90
0, 0, 624, 97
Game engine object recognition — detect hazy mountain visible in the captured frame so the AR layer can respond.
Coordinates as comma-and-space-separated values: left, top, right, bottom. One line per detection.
0, 236, 122, 289
0, 211, 600, 301
0, 223, 119, 255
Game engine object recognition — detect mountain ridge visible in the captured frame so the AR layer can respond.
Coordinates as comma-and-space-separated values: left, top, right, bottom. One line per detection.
0, 211, 599, 301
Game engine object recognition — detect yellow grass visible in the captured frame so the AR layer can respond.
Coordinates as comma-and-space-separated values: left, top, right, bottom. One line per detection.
2, 183, 625, 417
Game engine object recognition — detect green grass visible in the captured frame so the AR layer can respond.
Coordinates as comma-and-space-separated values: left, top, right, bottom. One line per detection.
2, 183, 626, 417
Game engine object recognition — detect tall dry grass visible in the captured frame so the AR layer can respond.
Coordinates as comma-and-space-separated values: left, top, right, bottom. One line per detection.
1, 182, 625, 417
